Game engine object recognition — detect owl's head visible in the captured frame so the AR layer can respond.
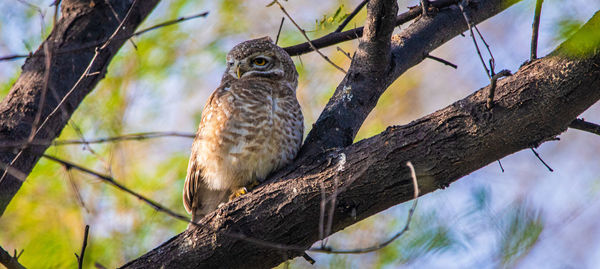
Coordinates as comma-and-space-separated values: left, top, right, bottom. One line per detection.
224, 37, 298, 89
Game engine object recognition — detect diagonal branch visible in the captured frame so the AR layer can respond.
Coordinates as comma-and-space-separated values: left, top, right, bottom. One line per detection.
122, 12, 600, 268
283, 0, 459, 56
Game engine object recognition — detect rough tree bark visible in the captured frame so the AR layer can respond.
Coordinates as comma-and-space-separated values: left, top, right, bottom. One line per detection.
120, 10, 600, 269
0, 0, 160, 215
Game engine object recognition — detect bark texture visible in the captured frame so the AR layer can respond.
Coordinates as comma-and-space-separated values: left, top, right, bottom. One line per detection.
300, 0, 522, 157
121, 8, 600, 269
0, 0, 160, 215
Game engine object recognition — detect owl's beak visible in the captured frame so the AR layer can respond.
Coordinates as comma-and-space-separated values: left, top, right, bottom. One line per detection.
236, 65, 241, 79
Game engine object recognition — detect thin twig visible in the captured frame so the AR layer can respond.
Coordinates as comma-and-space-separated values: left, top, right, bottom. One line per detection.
0, 161, 28, 182
530, 0, 544, 61
64, 165, 89, 212
569, 118, 600, 136
270, 0, 347, 73
28, 31, 53, 145
68, 121, 112, 173
55, 131, 196, 145
458, 1, 491, 79
131, 12, 209, 38
474, 25, 495, 72
52, 1, 61, 25
0, 245, 26, 269
100, 0, 139, 50
308, 161, 419, 254
425, 54, 458, 69
275, 17, 285, 45
41, 154, 313, 253
318, 181, 327, 246
282, 0, 458, 56
497, 159, 505, 173
530, 148, 553, 172
0, 11, 209, 62
43, 154, 195, 223
76, 225, 90, 269
44, 152, 421, 256
486, 69, 512, 109
336, 46, 353, 60
0, 131, 195, 148
104, 0, 138, 49
335, 0, 369, 33
420, 0, 430, 16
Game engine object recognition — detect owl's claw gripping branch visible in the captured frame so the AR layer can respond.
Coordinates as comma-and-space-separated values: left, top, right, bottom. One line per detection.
229, 180, 260, 201
229, 187, 248, 201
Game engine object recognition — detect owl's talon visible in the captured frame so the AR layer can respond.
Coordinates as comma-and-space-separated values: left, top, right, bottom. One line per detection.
228, 180, 261, 201
229, 187, 248, 201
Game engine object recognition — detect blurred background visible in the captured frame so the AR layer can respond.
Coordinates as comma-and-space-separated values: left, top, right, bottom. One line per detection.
0, 0, 599, 268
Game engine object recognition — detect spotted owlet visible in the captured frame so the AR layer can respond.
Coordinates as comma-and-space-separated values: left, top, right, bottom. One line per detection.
183, 37, 304, 222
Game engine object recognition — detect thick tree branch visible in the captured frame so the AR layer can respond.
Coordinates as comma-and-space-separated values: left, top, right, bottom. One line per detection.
301, 0, 522, 158
299, 0, 398, 157
569, 119, 600, 136
0, 0, 161, 216
122, 11, 600, 269
282, 0, 459, 56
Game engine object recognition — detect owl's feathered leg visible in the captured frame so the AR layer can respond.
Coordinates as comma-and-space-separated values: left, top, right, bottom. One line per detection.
228, 179, 260, 201
189, 187, 230, 224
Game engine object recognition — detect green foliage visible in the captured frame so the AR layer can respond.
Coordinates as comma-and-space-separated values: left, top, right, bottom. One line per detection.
0, 71, 18, 98
315, 5, 349, 30
374, 212, 462, 267
497, 202, 543, 266
556, 13, 600, 57
555, 19, 583, 43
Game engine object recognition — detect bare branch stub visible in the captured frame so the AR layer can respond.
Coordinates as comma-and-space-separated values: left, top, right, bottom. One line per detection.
77, 225, 90, 269
569, 118, 600, 136
486, 69, 512, 109
0, 245, 26, 269
421, 0, 430, 16
425, 54, 458, 69
275, 17, 285, 45
531, 0, 544, 61
336, 46, 353, 60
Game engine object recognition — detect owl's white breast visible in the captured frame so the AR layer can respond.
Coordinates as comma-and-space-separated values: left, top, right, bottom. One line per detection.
195, 81, 303, 191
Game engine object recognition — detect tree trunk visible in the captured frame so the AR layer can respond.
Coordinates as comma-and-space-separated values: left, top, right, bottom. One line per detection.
0, 0, 160, 215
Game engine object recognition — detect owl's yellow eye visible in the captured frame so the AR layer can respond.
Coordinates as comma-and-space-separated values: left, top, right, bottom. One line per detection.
252, 58, 267, 66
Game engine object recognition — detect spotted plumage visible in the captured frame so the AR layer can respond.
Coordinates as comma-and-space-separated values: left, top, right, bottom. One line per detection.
183, 37, 303, 221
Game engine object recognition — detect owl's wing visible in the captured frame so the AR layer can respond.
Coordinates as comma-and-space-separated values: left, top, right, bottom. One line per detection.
183, 88, 232, 222
183, 142, 230, 222
182, 143, 200, 214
